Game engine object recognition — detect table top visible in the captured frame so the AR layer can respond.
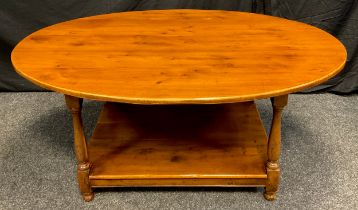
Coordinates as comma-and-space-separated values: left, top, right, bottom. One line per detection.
12, 10, 346, 104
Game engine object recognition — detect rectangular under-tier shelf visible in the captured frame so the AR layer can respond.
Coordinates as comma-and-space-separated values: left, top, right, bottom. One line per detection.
88, 102, 268, 187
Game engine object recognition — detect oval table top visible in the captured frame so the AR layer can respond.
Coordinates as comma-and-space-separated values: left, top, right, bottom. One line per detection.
12, 10, 346, 104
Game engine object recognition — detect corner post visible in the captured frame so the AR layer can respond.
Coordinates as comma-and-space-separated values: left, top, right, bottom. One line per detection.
65, 95, 93, 202
264, 94, 288, 200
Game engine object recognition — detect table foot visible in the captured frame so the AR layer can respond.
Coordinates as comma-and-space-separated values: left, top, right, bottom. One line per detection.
264, 190, 276, 201
82, 192, 94, 202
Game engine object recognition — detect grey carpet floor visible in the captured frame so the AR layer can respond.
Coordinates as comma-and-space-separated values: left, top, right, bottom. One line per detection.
0, 92, 357, 210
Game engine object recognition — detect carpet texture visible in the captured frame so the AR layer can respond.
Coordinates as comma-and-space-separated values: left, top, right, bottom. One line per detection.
0, 93, 357, 209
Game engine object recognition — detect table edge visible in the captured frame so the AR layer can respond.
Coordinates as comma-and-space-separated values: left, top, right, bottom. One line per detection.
12, 59, 346, 104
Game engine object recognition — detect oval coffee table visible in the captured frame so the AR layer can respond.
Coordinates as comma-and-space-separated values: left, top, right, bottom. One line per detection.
11, 10, 346, 201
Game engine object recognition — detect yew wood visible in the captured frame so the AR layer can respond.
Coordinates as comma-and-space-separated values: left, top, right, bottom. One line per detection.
88, 102, 268, 186
12, 10, 346, 104
65, 95, 93, 201
11, 10, 347, 202
264, 95, 288, 200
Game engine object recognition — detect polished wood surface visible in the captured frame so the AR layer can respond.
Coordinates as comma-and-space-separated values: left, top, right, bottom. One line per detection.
91, 178, 267, 187
264, 95, 288, 200
12, 10, 346, 104
65, 95, 94, 201
88, 102, 268, 186
14, 9, 343, 201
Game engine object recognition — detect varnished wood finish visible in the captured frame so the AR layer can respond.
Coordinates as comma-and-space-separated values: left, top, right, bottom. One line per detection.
88, 102, 268, 186
12, 10, 346, 104
13, 10, 346, 201
65, 95, 93, 202
91, 178, 267, 188
264, 95, 288, 200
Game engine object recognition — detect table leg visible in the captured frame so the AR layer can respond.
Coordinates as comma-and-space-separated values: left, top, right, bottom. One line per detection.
65, 95, 93, 202
264, 95, 288, 200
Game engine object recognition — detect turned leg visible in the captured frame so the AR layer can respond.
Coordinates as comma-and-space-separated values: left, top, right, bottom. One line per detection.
264, 95, 288, 201
65, 95, 93, 202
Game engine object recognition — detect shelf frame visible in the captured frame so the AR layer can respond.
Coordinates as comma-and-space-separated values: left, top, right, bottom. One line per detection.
65, 95, 288, 201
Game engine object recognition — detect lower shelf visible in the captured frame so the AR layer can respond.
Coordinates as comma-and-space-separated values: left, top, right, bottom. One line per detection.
88, 102, 268, 187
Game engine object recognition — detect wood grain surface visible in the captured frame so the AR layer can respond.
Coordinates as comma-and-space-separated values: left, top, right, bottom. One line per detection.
88, 102, 268, 185
12, 10, 346, 104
